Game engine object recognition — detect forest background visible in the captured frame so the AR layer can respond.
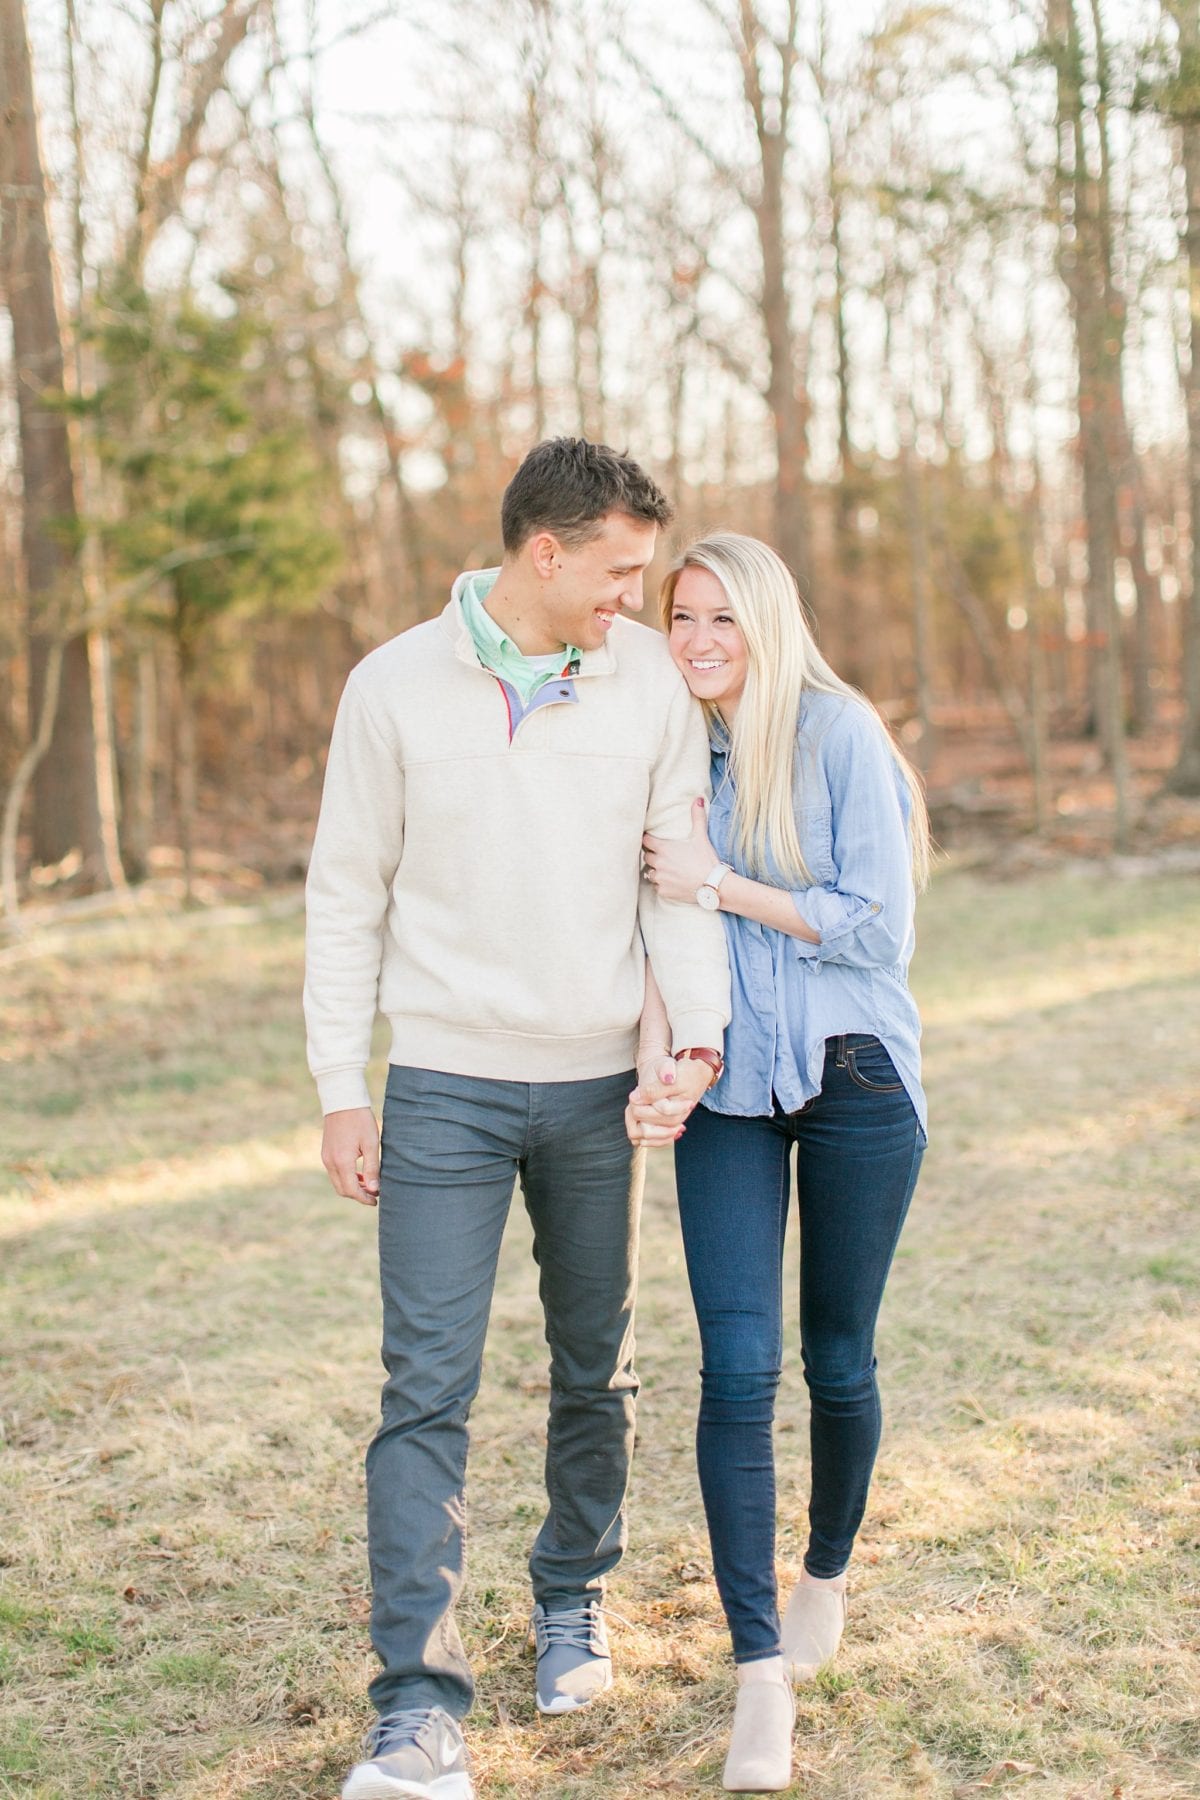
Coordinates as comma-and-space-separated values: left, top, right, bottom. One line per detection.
2, 7, 1200, 1800
4, 0, 1200, 906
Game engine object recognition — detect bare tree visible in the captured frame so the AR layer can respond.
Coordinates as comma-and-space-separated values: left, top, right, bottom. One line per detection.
1045, 0, 1132, 845
0, 0, 106, 878
63, 0, 125, 893
1160, 0, 1200, 793
621, 1, 812, 586
728, 0, 811, 585
272, 6, 431, 621
119, 0, 266, 286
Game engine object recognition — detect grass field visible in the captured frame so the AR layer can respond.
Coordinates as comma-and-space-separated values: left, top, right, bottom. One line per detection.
1, 867, 1198, 1800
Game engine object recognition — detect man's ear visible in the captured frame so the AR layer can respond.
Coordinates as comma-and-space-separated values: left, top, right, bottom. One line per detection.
529, 531, 561, 579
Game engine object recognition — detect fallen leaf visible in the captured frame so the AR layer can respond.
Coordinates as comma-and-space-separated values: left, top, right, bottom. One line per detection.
953, 1763, 1046, 1795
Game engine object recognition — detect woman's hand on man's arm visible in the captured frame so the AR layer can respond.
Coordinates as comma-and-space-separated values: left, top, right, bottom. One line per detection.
625, 1055, 714, 1147
643, 796, 821, 944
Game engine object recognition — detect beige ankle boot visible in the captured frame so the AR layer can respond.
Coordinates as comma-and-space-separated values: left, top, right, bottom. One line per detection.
780, 1574, 846, 1682
721, 1655, 795, 1793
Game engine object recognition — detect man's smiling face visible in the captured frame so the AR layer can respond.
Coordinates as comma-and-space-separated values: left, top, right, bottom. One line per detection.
535, 512, 659, 652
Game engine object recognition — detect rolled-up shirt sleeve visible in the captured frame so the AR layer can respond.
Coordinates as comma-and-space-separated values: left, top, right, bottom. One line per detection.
790, 703, 915, 969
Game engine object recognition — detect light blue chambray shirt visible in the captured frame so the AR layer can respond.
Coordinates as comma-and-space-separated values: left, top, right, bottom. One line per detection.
701, 688, 927, 1138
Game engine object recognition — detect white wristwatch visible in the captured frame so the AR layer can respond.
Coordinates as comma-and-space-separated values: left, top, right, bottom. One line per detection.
695, 862, 732, 911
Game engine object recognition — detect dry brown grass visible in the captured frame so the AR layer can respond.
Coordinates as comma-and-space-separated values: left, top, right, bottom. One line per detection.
1, 868, 1198, 1799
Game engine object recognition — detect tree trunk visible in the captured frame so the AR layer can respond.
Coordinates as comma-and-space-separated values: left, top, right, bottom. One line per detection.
829, 183, 868, 687
900, 435, 937, 774
65, 0, 125, 891
174, 614, 196, 905
1165, 0, 1200, 793
1048, 0, 1132, 844
0, 0, 105, 878
0, 636, 62, 924
291, 61, 428, 616
757, 145, 810, 588
737, 0, 811, 589
519, 33, 550, 446
120, 646, 158, 882
1018, 485, 1053, 831
1121, 477, 1160, 734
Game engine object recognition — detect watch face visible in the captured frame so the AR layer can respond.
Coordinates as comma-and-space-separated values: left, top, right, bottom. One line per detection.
696, 885, 720, 911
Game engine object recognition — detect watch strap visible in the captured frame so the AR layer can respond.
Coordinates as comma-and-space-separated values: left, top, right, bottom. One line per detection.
674, 1046, 724, 1087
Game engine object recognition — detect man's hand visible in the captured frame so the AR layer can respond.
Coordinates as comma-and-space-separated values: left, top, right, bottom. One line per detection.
642, 797, 717, 903
625, 1054, 714, 1147
321, 1106, 381, 1205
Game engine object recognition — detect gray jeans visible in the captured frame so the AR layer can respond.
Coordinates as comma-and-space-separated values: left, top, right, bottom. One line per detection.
366, 1064, 643, 1720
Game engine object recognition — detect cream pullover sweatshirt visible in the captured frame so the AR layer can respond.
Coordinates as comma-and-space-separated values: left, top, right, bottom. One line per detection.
304, 584, 731, 1114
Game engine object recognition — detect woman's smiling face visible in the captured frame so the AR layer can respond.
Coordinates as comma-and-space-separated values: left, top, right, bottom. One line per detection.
667, 565, 749, 720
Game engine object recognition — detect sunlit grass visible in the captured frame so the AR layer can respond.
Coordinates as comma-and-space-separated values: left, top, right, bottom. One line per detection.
1, 869, 1198, 1798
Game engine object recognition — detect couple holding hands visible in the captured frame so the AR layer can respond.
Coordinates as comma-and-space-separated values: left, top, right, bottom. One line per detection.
304, 438, 929, 1799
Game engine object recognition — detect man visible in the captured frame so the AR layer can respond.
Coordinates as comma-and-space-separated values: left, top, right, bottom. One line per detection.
304, 437, 730, 1800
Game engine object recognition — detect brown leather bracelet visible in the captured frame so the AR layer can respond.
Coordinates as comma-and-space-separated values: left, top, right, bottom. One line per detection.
674, 1047, 724, 1087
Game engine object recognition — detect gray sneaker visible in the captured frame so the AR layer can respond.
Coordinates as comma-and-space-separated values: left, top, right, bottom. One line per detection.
532, 1598, 612, 1714
341, 1706, 474, 1800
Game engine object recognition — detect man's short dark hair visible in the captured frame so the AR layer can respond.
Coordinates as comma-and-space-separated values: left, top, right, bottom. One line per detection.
501, 437, 673, 554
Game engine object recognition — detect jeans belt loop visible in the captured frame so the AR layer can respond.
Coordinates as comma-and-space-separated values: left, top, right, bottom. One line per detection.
834, 1034, 848, 1068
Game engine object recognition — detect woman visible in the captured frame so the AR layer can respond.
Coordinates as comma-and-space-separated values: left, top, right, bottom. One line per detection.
630, 533, 930, 1793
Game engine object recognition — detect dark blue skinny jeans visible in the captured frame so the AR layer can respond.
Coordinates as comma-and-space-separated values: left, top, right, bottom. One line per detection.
674, 1033, 925, 1663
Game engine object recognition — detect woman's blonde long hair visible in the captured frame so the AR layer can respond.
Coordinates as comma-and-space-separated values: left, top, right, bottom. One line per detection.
660, 533, 931, 891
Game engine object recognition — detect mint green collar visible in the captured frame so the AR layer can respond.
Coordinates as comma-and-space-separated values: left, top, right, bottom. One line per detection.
458, 569, 581, 704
